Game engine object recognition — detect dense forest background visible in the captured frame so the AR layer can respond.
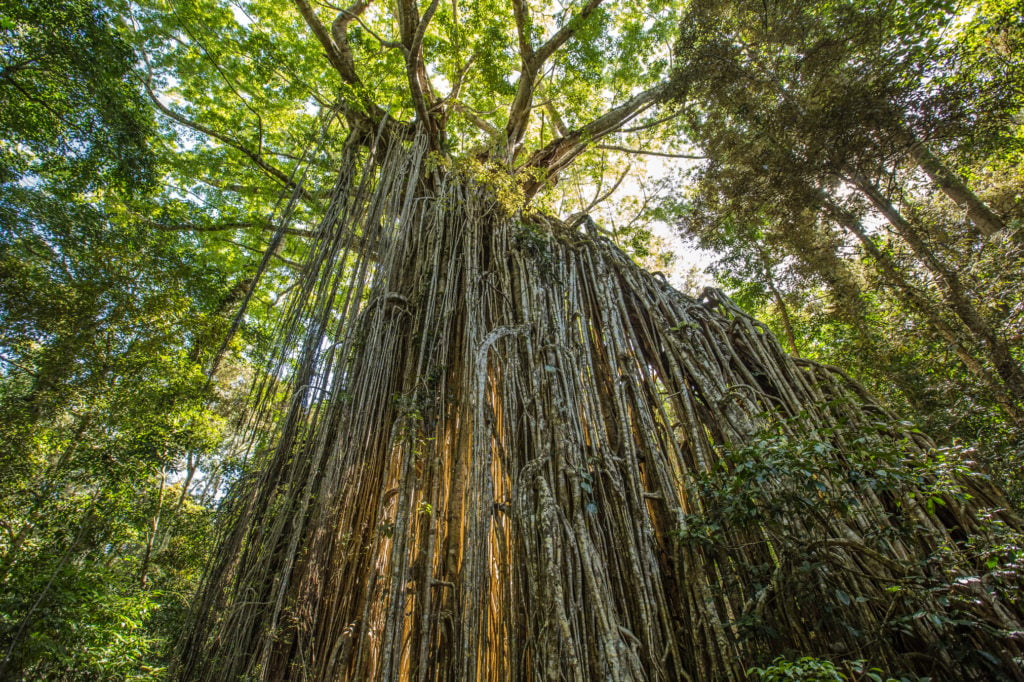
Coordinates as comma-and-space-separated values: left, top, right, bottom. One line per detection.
0, 0, 1021, 678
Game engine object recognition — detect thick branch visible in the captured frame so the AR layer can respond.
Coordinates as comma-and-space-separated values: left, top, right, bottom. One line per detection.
596, 144, 705, 160
394, 0, 442, 145
316, 0, 414, 136
395, 0, 419, 47
145, 84, 298, 190
511, 0, 533, 61
505, 0, 605, 154
330, 0, 372, 86
535, 0, 603, 65
411, 0, 440, 57
521, 81, 670, 197
339, 6, 402, 49
544, 101, 568, 136
906, 138, 1006, 238
293, 0, 359, 83
617, 110, 684, 134
452, 102, 500, 136
409, 0, 441, 134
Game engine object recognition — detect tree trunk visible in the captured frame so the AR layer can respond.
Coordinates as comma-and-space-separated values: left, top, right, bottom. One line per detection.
174, 136, 1024, 681
140, 470, 166, 589
849, 173, 1024, 409
823, 197, 1024, 424
758, 248, 800, 358
906, 138, 1006, 238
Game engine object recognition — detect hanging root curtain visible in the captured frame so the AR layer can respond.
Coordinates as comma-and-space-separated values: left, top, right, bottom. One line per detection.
175, 131, 1024, 681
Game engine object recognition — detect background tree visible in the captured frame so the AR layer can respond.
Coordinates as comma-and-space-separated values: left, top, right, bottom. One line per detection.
0, 0, 268, 675
668, 0, 1024, 489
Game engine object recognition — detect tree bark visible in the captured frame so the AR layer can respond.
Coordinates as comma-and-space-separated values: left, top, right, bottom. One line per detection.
173, 141, 1024, 681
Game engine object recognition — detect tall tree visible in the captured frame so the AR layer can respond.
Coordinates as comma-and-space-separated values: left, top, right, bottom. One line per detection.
0, 0, 261, 675
143, 1, 1024, 680
670, 0, 1024, 425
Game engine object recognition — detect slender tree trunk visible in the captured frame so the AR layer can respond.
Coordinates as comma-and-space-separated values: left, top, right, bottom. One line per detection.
769, 279, 800, 358
906, 137, 1006, 238
175, 452, 199, 510
758, 249, 800, 358
140, 470, 166, 589
828, 201, 1024, 424
848, 173, 1024, 408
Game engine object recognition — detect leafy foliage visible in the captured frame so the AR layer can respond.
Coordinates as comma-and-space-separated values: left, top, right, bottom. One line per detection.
682, 418, 1022, 678
0, 0, 154, 189
0, 0, 258, 676
749, 656, 902, 682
